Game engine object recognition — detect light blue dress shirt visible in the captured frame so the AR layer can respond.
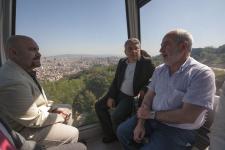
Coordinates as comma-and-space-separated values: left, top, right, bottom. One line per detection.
148, 57, 216, 129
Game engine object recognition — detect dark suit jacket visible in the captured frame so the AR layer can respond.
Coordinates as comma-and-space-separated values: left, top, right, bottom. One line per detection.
106, 55, 155, 103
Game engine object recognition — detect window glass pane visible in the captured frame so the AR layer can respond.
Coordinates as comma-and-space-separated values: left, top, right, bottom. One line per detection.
16, 0, 126, 126
141, 0, 225, 94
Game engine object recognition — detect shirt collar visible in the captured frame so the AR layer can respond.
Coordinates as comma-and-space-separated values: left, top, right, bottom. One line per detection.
126, 58, 138, 64
165, 56, 191, 74
176, 56, 191, 73
28, 70, 37, 78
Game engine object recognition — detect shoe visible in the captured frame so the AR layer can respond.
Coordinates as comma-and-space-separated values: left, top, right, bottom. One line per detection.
102, 136, 117, 143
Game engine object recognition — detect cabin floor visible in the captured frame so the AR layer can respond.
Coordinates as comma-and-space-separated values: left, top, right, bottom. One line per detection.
87, 135, 122, 150
79, 123, 123, 150
86, 136, 202, 150
85, 134, 201, 150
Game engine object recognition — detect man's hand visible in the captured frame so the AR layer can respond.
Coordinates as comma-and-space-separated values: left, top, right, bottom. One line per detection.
137, 103, 150, 119
133, 123, 146, 143
49, 107, 71, 123
139, 90, 145, 100
50, 107, 70, 115
106, 98, 115, 109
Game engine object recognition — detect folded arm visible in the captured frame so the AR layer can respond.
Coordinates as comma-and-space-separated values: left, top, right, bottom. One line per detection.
155, 102, 206, 124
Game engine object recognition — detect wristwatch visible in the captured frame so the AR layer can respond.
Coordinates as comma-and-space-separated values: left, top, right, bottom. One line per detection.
149, 111, 156, 120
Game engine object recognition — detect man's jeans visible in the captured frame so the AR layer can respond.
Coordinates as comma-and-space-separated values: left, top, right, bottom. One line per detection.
117, 116, 197, 150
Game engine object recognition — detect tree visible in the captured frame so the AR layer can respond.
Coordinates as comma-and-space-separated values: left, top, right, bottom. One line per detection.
73, 90, 97, 126
85, 74, 110, 99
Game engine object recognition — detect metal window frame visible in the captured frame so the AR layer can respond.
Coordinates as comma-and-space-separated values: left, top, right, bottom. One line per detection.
125, 0, 151, 41
0, 0, 16, 66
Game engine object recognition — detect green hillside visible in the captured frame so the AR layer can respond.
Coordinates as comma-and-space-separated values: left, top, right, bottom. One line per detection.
151, 44, 225, 92
152, 44, 225, 68
191, 44, 225, 69
41, 65, 116, 126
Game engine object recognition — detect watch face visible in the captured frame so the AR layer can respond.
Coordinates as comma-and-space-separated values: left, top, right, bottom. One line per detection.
150, 111, 155, 119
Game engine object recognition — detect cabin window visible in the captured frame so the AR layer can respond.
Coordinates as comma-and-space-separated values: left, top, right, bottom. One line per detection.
16, 0, 126, 126
140, 0, 225, 94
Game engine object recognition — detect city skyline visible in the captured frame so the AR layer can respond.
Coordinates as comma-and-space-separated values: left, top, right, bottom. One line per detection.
16, 0, 225, 56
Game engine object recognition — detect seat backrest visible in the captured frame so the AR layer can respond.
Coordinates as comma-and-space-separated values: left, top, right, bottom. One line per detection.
204, 96, 220, 129
193, 95, 220, 150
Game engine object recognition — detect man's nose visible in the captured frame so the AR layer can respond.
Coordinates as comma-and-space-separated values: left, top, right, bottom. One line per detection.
37, 51, 41, 57
131, 49, 138, 52
159, 47, 164, 53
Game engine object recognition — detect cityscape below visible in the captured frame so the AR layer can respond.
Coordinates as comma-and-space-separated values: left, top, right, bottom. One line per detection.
36, 55, 120, 81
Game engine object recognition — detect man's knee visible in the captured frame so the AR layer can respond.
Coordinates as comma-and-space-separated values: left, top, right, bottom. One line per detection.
111, 109, 127, 126
95, 99, 107, 113
116, 121, 126, 138
116, 124, 122, 137
117, 116, 137, 138
74, 143, 87, 150
94, 101, 102, 115
111, 111, 120, 124
62, 125, 79, 143
70, 127, 79, 142
47, 142, 87, 150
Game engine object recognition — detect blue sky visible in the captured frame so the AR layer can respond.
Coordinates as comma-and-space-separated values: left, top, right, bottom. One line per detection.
16, 0, 225, 56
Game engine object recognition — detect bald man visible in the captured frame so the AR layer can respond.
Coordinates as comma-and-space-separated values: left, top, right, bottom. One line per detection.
0, 35, 79, 148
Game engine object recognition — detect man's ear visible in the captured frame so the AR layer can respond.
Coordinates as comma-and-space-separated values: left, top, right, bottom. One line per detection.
124, 49, 128, 56
181, 41, 188, 50
9, 48, 18, 58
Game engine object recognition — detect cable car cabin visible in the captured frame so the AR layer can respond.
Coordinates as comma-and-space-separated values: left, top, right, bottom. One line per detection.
0, 0, 223, 150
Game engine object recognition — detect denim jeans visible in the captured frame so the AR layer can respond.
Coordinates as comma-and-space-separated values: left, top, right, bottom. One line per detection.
117, 116, 196, 150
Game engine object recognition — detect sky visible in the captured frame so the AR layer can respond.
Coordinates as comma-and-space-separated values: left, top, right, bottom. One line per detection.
16, 0, 225, 57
